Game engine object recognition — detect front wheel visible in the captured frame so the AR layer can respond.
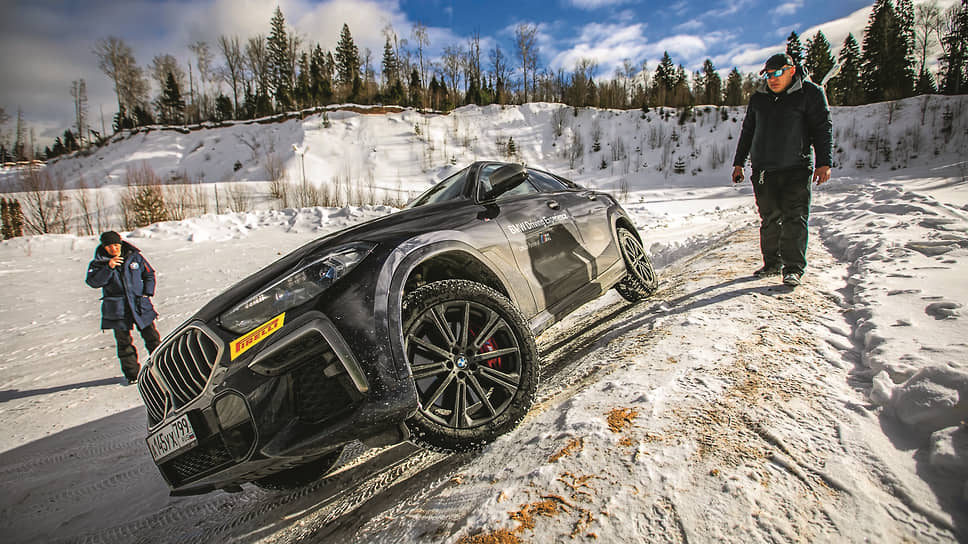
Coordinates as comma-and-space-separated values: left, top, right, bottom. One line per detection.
402, 280, 538, 452
615, 227, 658, 302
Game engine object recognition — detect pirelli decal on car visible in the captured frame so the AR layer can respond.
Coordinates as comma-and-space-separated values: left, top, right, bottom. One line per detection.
230, 313, 285, 360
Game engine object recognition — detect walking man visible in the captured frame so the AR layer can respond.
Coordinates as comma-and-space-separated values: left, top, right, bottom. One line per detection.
731, 53, 833, 287
86, 231, 161, 384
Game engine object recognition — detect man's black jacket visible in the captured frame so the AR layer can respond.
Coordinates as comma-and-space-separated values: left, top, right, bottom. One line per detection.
733, 68, 833, 173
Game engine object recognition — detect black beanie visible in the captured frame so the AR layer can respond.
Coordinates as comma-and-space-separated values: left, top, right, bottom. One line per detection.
100, 231, 122, 246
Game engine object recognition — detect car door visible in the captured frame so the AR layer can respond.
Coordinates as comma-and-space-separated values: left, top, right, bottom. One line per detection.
476, 164, 591, 311
525, 169, 619, 281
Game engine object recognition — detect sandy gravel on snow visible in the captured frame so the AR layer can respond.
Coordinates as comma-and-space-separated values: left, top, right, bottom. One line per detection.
266, 227, 964, 544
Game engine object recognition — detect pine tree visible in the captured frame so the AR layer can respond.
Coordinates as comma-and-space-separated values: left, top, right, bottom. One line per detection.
724, 68, 743, 106
309, 45, 334, 106
938, 0, 968, 94
915, 67, 939, 94
786, 32, 805, 65
381, 37, 405, 105
133, 105, 155, 126
832, 33, 865, 105
804, 31, 835, 84
672, 65, 692, 107
587, 78, 599, 107
51, 137, 64, 157
126, 185, 168, 228
335, 24, 361, 97
10, 200, 24, 237
381, 37, 398, 89
700, 59, 722, 105
862, 0, 916, 101
215, 94, 233, 121
1, 198, 10, 240
653, 52, 676, 107
158, 71, 185, 124
295, 51, 310, 108
14, 108, 26, 161
63, 129, 78, 152
409, 69, 422, 107
267, 6, 294, 111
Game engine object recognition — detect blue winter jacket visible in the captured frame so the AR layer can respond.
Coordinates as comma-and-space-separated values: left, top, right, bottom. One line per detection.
86, 240, 158, 330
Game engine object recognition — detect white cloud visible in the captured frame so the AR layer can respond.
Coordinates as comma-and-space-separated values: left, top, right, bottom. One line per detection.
770, 0, 803, 17
550, 22, 651, 74
774, 24, 799, 39
0, 0, 425, 146
674, 20, 704, 33
644, 34, 708, 62
568, 0, 634, 9
703, 0, 755, 19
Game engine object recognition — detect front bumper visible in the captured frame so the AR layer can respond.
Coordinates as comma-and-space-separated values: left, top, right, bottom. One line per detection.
138, 310, 416, 495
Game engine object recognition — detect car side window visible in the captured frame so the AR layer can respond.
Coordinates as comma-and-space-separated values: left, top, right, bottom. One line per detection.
406, 167, 469, 208
477, 164, 539, 200
527, 169, 570, 192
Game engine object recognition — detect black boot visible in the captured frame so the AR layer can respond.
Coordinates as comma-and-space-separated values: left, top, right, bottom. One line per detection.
754, 263, 782, 278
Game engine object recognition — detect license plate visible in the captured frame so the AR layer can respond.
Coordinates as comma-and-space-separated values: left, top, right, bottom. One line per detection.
147, 413, 197, 462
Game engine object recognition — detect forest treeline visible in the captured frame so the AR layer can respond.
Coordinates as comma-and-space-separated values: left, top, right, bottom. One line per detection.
1, 0, 966, 162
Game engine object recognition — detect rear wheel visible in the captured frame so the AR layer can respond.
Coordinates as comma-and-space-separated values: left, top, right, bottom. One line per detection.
253, 447, 343, 491
615, 227, 658, 301
402, 280, 538, 452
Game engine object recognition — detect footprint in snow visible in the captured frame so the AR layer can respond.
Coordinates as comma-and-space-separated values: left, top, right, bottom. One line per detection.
925, 301, 962, 320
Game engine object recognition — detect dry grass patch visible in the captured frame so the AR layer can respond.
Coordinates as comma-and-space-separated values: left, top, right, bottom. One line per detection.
456, 529, 524, 544
508, 495, 572, 531
606, 407, 639, 433
549, 438, 584, 463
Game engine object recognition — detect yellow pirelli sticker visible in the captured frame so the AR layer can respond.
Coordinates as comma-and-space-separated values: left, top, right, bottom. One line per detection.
230, 313, 285, 360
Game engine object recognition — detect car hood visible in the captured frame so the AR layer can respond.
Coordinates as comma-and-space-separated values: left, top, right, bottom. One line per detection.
192, 201, 475, 324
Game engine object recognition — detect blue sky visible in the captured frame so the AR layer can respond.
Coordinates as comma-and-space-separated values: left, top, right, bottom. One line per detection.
0, 0, 954, 146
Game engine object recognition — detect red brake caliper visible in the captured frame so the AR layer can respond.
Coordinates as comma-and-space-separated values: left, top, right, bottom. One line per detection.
479, 336, 502, 369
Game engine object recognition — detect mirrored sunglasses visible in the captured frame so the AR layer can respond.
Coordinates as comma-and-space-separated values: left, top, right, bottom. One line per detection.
762, 66, 791, 80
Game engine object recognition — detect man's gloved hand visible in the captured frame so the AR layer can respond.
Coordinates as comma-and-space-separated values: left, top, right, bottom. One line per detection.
731, 165, 745, 184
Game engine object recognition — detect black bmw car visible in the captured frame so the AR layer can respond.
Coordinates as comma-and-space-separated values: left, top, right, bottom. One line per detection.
138, 161, 657, 495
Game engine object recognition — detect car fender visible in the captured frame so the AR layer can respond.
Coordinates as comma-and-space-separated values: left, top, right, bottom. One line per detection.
374, 231, 527, 380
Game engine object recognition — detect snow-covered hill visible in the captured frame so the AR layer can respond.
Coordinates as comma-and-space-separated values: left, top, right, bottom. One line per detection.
4, 96, 967, 214
0, 97, 966, 542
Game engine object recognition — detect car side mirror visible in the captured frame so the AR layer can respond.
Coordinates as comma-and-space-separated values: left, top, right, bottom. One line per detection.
483, 164, 528, 201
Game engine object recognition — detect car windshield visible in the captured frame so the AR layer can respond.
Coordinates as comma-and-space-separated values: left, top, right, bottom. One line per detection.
405, 167, 469, 208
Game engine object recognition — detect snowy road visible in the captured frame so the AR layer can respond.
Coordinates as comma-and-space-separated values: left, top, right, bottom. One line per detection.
2, 207, 964, 542
2, 163, 968, 543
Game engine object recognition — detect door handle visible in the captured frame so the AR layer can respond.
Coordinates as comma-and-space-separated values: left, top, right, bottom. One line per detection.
547, 200, 560, 210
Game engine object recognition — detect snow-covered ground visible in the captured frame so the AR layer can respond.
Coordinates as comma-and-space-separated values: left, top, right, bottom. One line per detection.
0, 98, 966, 543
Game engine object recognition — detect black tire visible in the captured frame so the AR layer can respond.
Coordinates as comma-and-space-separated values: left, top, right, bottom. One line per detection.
253, 447, 343, 491
615, 227, 658, 302
402, 280, 538, 452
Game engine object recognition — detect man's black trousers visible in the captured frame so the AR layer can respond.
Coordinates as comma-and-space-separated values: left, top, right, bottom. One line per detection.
751, 168, 812, 275
113, 323, 161, 381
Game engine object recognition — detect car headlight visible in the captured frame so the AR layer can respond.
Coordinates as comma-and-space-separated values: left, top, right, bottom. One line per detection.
219, 242, 375, 334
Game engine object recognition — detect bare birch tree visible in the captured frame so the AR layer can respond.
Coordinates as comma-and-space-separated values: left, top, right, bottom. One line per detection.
93, 36, 149, 127
71, 79, 88, 147
217, 35, 245, 116
411, 22, 429, 106
515, 23, 538, 103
